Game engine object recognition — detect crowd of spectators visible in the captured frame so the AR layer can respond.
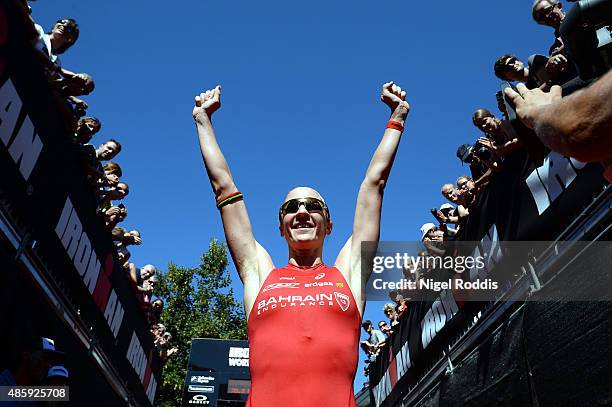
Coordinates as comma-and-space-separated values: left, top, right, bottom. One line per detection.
21, 1, 177, 365
363, 0, 612, 376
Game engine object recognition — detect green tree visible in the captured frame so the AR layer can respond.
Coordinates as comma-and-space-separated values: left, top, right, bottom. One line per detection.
155, 239, 247, 407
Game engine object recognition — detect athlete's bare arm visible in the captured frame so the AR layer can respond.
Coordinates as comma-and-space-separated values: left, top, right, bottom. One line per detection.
504, 70, 612, 162
335, 82, 410, 314
193, 86, 274, 317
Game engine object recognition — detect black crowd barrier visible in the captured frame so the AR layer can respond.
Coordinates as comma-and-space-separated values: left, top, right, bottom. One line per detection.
368, 148, 611, 406
0, 1, 160, 405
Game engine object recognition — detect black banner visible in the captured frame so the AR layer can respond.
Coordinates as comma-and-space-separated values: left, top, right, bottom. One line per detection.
0, 1, 160, 405
368, 149, 608, 406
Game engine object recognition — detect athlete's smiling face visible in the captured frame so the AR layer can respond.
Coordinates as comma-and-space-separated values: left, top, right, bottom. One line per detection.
279, 187, 332, 250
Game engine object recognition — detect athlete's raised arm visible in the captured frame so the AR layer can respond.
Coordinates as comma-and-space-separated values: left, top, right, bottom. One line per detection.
335, 82, 409, 312
192, 86, 274, 304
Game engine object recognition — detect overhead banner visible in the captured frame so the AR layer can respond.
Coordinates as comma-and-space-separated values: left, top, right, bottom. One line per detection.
0, 1, 160, 405
367, 149, 608, 407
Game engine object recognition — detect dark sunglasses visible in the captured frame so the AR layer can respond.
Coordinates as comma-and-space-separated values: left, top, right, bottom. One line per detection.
279, 197, 329, 221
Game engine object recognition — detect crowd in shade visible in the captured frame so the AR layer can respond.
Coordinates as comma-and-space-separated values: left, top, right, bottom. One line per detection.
20, 0, 176, 365
361, 0, 612, 377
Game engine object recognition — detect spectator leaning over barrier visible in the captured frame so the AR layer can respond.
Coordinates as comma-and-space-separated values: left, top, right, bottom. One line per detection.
456, 143, 495, 189
504, 72, 612, 164
148, 299, 164, 325
441, 183, 459, 204
494, 54, 532, 85
532, 0, 573, 85
360, 320, 386, 357
32, 18, 79, 65
74, 116, 101, 144
103, 161, 122, 178
127, 264, 157, 301
420, 223, 444, 243
472, 108, 521, 158
456, 175, 477, 205
80, 139, 122, 186
97, 181, 129, 209
103, 204, 127, 230
378, 321, 393, 338
383, 303, 400, 327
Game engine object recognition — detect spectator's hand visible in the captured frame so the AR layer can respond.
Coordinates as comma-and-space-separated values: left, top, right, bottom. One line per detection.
105, 173, 119, 186
105, 206, 121, 217
380, 81, 410, 113
73, 97, 88, 110
193, 85, 221, 121
433, 210, 448, 223
504, 84, 562, 129
477, 137, 496, 151
545, 54, 568, 76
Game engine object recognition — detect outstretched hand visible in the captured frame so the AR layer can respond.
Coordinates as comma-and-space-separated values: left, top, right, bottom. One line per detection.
381, 82, 410, 113
504, 83, 562, 129
193, 85, 221, 122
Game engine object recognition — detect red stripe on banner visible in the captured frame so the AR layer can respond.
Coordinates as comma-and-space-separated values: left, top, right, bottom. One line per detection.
389, 346, 398, 388
143, 349, 153, 389
93, 254, 114, 312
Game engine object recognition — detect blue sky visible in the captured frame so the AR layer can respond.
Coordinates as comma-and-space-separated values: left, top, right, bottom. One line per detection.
32, 0, 557, 391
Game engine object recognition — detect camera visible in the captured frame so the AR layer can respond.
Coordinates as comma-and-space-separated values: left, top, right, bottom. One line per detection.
474, 141, 492, 161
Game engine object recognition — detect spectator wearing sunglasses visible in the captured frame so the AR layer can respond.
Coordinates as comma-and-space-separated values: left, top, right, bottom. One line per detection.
378, 321, 393, 337
33, 18, 79, 65
494, 54, 541, 89
532, 0, 575, 85
192, 81, 410, 407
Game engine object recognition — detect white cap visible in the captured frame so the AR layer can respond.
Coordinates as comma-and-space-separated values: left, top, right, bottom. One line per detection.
439, 203, 455, 211
420, 223, 436, 240
48, 366, 69, 378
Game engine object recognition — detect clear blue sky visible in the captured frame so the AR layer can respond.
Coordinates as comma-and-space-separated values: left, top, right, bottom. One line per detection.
32, 0, 556, 391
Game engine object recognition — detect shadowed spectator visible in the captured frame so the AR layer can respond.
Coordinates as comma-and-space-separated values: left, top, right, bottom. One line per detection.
473, 108, 521, 157
97, 182, 129, 209
0, 337, 63, 387
74, 116, 101, 144
148, 299, 164, 325
103, 204, 127, 230
80, 139, 122, 186
532, 0, 574, 85
494, 54, 531, 84
456, 144, 495, 189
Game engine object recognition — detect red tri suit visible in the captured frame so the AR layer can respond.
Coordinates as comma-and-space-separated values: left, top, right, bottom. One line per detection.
246, 263, 361, 407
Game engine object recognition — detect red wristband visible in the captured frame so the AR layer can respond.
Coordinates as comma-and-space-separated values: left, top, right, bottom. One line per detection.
386, 120, 404, 132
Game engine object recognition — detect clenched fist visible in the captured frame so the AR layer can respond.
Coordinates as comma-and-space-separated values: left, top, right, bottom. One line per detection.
193, 85, 221, 122
381, 81, 410, 113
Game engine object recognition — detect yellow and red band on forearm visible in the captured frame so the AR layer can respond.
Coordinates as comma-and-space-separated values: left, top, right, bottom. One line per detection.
215, 191, 244, 209
386, 120, 404, 133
